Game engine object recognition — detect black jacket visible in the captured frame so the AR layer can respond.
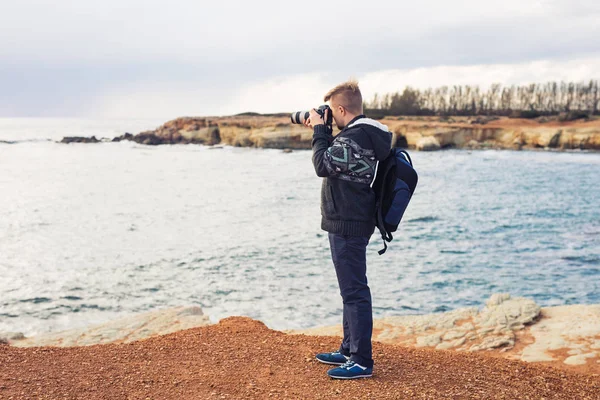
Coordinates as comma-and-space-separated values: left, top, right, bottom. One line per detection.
312, 115, 393, 237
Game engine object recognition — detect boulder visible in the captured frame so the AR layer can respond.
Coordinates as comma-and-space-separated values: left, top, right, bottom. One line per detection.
60, 136, 100, 144
111, 133, 134, 142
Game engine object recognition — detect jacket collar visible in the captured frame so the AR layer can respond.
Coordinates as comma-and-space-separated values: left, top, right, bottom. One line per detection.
341, 114, 365, 132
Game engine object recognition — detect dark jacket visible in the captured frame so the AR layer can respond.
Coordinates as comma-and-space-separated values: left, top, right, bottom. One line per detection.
312, 115, 392, 237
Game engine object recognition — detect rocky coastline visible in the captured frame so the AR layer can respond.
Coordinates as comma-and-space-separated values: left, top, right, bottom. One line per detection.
1, 294, 599, 399
59, 114, 600, 152
3, 294, 599, 376
2, 294, 599, 399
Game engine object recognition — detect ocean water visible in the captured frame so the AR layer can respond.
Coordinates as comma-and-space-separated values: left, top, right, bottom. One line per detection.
1, 118, 599, 337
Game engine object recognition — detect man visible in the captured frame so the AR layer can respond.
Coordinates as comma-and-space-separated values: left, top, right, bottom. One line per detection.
304, 80, 392, 379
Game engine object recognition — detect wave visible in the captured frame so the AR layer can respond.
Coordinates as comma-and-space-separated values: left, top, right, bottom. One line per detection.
18, 297, 52, 304
561, 255, 600, 265
407, 216, 440, 223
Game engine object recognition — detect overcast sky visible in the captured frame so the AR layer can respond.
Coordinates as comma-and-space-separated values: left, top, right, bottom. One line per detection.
1, 0, 599, 118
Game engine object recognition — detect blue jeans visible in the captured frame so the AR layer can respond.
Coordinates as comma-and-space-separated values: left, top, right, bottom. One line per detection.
328, 233, 373, 368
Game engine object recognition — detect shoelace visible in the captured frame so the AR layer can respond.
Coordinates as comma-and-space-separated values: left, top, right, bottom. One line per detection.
339, 360, 356, 370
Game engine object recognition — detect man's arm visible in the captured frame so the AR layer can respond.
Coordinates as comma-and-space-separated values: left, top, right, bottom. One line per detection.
311, 123, 335, 177
304, 108, 337, 177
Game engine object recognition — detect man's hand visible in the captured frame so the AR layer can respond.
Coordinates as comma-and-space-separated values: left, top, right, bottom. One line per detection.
303, 108, 328, 129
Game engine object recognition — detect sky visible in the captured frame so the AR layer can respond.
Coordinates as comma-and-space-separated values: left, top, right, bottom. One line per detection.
1, 0, 599, 119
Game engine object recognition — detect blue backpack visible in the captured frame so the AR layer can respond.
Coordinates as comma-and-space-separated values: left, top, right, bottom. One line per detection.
372, 148, 418, 254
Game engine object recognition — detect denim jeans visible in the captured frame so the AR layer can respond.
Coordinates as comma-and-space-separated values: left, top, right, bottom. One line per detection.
328, 233, 373, 368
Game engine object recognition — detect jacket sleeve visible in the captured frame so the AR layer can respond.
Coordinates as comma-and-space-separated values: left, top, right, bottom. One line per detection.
311, 124, 336, 177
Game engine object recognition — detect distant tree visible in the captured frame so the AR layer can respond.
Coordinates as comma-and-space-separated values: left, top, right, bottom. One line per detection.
362, 80, 599, 117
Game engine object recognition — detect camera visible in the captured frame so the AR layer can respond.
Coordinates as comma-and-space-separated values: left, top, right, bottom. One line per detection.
291, 105, 333, 133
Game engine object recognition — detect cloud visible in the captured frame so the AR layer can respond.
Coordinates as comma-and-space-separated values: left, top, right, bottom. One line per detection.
1, 1, 599, 117
2, 0, 598, 66
359, 56, 600, 96
85, 55, 600, 118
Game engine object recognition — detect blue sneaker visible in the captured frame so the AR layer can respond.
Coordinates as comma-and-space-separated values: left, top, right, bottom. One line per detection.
315, 351, 350, 365
327, 360, 373, 379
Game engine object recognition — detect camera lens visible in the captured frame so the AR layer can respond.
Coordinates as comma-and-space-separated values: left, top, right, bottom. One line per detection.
291, 111, 310, 124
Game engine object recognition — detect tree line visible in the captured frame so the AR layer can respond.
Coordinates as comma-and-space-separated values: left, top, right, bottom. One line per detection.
364, 80, 600, 118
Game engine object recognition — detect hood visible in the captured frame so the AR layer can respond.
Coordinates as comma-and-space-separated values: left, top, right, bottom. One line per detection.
347, 117, 392, 161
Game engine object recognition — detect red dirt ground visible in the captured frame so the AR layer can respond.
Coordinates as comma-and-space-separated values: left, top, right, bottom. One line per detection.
1, 317, 599, 399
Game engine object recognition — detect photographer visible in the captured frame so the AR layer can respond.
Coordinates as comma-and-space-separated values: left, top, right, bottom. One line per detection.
303, 80, 392, 379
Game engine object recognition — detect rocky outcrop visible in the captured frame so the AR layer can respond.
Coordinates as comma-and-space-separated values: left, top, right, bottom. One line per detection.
294, 294, 540, 352
61, 136, 100, 144
7, 306, 210, 347
112, 118, 220, 145
6, 294, 600, 373
519, 304, 600, 365
219, 124, 312, 149
3, 316, 598, 400
58, 115, 600, 151
292, 294, 600, 372
109, 117, 312, 148
385, 117, 600, 151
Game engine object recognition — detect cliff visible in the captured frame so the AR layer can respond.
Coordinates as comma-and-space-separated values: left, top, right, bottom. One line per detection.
100, 115, 600, 151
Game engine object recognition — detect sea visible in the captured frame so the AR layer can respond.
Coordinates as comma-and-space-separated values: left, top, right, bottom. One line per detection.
1, 118, 599, 337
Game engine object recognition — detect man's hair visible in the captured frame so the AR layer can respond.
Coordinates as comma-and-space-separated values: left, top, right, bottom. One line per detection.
324, 80, 363, 115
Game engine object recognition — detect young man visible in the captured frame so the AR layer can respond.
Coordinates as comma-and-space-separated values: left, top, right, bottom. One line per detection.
304, 80, 392, 379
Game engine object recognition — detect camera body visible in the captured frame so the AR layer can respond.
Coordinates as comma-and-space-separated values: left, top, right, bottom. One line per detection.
291, 105, 333, 134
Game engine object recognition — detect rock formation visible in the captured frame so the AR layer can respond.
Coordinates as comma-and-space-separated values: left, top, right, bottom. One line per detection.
5, 294, 600, 373
293, 294, 541, 352
415, 136, 441, 151
61, 136, 100, 144
292, 294, 600, 373
59, 115, 600, 151
2, 316, 598, 399
7, 306, 210, 347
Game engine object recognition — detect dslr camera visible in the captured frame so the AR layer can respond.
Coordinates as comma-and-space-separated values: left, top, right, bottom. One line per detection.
291, 105, 333, 134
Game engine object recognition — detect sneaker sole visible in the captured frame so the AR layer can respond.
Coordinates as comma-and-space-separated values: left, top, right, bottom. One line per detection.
315, 358, 345, 366
328, 374, 373, 380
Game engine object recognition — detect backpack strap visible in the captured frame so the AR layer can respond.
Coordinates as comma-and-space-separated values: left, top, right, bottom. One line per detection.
375, 157, 395, 255
378, 240, 388, 255
398, 149, 413, 166
376, 198, 389, 255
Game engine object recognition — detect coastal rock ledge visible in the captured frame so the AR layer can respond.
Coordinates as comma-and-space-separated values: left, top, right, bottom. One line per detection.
59, 115, 600, 151
2, 316, 598, 400
4, 294, 600, 374
4, 306, 210, 347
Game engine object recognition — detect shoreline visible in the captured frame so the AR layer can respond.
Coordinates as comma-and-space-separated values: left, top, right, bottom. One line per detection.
1, 315, 598, 399
4, 294, 600, 375
58, 114, 600, 152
